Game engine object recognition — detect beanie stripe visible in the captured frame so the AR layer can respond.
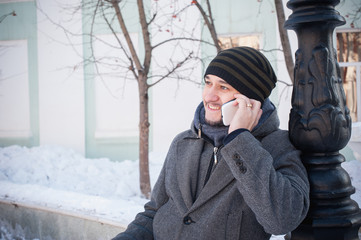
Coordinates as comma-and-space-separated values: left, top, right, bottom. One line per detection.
230, 48, 276, 89
208, 62, 268, 101
204, 46, 277, 104
239, 47, 276, 83
213, 57, 271, 96
219, 53, 275, 92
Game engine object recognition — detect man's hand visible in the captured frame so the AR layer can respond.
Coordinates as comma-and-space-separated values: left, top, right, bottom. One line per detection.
228, 94, 262, 134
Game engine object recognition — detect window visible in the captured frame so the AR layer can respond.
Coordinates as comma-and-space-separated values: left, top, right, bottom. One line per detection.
218, 34, 260, 51
337, 31, 361, 122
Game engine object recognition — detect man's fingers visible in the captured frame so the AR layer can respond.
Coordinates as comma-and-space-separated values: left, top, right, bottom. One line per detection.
234, 94, 261, 110
249, 99, 261, 110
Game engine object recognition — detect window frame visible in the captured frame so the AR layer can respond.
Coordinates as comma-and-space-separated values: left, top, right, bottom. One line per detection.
336, 29, 361, 123
218, 33, 261, 50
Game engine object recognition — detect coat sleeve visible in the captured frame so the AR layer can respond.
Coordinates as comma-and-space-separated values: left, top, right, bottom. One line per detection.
221, 130, 310, 235
112, 150, 171, 240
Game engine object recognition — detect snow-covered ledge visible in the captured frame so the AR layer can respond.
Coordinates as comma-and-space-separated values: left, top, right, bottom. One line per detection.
0, 199, 126, 240
349, 122, 361, 162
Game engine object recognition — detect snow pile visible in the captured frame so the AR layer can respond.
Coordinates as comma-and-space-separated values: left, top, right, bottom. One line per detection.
0, 145, 361, 240
0, 145, 165, 223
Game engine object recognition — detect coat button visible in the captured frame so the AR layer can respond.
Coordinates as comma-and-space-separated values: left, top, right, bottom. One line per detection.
235, 159, 243, 167
239, 166, 247, 174
233, 153, 240, 160
183, 216, 194, 225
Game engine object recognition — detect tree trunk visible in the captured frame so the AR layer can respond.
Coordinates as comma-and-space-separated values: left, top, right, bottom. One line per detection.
138, 73, 151, 199
112, 0, 152, 198
275, 0, 294, 84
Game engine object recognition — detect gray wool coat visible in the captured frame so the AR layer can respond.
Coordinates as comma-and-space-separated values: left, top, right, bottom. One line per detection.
113, 109, 310, 240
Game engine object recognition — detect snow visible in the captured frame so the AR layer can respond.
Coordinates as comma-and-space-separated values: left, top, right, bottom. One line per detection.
0, 145, 165, 224
1, 145, 361, 240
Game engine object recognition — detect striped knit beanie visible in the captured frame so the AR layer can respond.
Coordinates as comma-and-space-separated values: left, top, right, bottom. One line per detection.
204, 47, 277, 104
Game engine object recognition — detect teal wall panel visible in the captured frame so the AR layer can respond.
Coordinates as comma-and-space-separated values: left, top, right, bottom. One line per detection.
0, 1, 39, 147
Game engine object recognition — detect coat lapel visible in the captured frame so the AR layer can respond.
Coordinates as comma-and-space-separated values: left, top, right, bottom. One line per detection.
175, 138, 204, 210
173, 136, 235, 213
189, 157, 235, 212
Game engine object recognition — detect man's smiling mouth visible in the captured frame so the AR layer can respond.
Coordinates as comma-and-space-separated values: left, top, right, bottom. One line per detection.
208, 104, 221, 110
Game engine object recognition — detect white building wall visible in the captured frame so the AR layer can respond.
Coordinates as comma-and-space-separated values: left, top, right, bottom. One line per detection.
1, 0, 358, 161
151, 77, 203, 153
37, 0, 85, 154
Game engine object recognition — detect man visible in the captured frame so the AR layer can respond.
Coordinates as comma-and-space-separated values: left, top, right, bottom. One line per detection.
113, 47, 310, 240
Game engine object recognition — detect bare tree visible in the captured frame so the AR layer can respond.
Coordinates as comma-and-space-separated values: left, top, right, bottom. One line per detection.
37, 0, 213, 198
97, 0, 208, 198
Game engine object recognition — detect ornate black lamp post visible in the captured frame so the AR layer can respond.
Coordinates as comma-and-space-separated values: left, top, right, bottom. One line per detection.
285, 0, 361, 239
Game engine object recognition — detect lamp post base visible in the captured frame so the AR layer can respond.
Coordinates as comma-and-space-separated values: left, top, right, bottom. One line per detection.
291, 222, 361, 240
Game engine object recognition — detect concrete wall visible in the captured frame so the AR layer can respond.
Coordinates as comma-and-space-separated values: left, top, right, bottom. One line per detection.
0, 199, 125, 240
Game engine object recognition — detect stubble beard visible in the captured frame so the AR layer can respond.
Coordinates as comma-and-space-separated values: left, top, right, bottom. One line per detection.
205, 118, 225, 127
204, 102, 225, 127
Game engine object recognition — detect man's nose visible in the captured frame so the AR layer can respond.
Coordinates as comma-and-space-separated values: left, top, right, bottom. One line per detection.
204, 88, 219, 102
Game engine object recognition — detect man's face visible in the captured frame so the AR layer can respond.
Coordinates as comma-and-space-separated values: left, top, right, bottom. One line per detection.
202, 74, 240, 126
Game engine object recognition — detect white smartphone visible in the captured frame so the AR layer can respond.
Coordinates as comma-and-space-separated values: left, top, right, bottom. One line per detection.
221, 99, 237, 126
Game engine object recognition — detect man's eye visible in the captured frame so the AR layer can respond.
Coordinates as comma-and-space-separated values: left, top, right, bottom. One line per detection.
221, 86, 228, 90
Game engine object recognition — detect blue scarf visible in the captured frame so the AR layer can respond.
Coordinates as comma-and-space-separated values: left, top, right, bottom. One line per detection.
193, 98, 275, 147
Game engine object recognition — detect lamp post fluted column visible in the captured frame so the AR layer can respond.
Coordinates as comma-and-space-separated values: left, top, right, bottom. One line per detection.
285, 0, 361, 239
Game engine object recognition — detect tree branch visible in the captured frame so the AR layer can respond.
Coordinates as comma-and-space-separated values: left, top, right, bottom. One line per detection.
193, 0, 221, 52
111, 0, 143, 75
137, 0, 152, 76
0, 11, 16, 24
101, 3, 138, 79
148, 52, 193, 88
152, 37, 214, 50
